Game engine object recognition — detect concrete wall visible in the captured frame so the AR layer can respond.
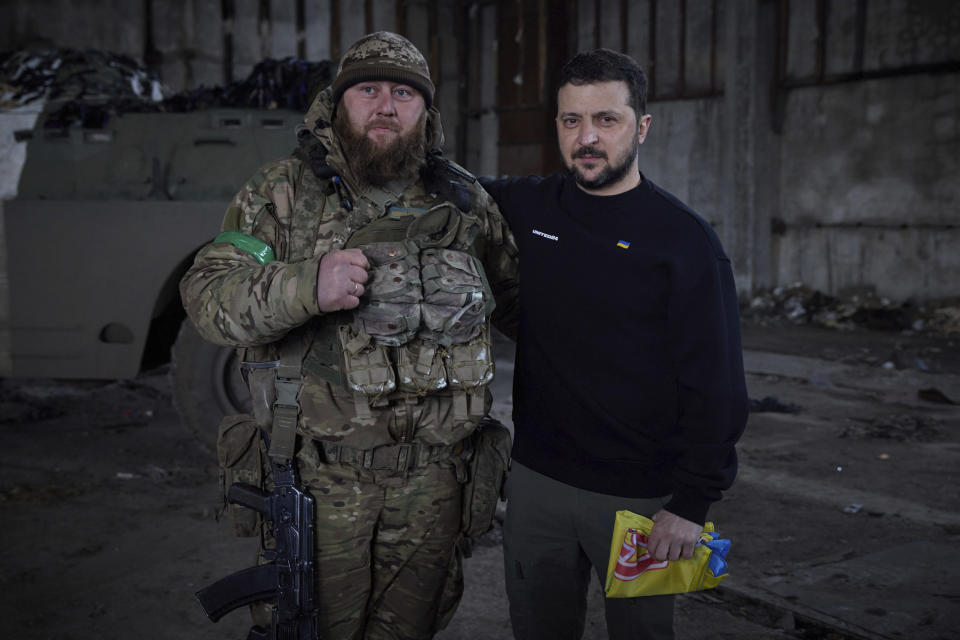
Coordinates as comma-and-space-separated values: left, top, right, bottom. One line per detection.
2, 0, 145, 57
777, 74, 959, 301
638, 97, 726, 227
767, 0, 960, 301
572, 0, 959, 302
462, 2, 499, 179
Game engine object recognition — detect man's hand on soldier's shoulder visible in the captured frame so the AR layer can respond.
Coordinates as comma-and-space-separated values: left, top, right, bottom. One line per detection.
316, 249, 370, 312
647, 509, 703, 562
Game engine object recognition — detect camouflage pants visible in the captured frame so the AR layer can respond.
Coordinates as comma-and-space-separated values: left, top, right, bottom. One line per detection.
254, 444, 464, 640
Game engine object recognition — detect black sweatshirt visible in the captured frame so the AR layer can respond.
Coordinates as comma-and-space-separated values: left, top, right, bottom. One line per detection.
481, 173, 748, 525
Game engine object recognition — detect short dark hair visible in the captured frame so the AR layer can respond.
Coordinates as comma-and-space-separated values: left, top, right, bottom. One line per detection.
558, 49, 647, 118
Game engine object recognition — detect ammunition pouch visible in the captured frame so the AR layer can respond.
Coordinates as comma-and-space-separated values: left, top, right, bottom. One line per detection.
351, 242, 489, 346
420, 248, 487, 345
352, 240, 422, 346
338, 325, 397, 424
461, 416, 512, 543
216, 414, 267, 537
338, 323, 494, 423
396, 339, 446, 393
443, 325, 494, 421
340, 238, 494, 420
338, 325, 397, 398
242, 360, 280, 429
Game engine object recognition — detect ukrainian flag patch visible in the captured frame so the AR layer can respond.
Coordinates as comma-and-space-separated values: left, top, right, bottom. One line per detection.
616, 240, 631, 249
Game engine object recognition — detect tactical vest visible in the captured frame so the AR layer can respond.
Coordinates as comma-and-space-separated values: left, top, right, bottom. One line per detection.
242, 153, 495, 454
338, 201, 496, 426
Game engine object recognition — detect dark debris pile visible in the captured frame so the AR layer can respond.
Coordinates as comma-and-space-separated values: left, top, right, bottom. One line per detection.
1, 49, 332, 128
742, 282, 960, 336
0, 49, 164, 108
749, 396, 802, 414
161, 56, 332, 112
839, 413, 942, 442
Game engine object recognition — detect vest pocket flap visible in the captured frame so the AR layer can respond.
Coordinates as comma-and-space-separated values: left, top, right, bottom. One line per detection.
443, 327, 494, 388
407, 202, 461, 248
353, 301, 421, 344
368, 263, 423, 302
422, 248, 482, 277
421, 249, 484, 307
361, 240, 415, 266
421, 300, 486, 344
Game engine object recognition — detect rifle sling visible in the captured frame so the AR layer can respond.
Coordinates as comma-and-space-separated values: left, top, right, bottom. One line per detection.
270, 330, 305, 462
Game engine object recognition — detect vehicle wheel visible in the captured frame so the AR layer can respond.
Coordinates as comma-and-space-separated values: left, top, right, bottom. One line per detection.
170, 320, 250, 453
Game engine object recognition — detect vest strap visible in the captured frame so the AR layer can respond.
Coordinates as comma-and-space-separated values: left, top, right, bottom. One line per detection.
269, 331, 305, 462
416, 343, 437, 376
353, 391, 376, 425
469, 391, 485, 418
320, 438, 470, 471
453, 390, 469, 423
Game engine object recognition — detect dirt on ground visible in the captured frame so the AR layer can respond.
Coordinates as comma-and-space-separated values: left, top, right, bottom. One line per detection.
0, 321, 958, 640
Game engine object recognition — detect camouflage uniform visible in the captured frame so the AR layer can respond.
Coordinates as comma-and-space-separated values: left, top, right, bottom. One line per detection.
180, 32, 519, 640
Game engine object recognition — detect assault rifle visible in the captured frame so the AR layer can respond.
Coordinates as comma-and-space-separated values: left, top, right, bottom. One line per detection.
196, 459, 318, 640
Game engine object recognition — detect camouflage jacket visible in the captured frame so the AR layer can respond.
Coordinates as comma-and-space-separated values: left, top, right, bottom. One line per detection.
179, 87, 519, 451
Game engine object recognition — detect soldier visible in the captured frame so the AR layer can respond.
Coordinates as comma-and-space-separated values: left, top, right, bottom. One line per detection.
180, 32, 518, 639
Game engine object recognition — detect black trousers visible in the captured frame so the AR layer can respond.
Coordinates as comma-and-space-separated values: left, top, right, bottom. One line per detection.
503, 462, 675, 640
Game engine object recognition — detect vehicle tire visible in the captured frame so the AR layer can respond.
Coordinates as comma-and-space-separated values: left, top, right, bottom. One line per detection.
170, 320, 250, 453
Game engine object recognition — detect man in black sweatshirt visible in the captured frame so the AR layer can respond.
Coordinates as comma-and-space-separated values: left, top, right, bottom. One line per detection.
480, 49, 748, 640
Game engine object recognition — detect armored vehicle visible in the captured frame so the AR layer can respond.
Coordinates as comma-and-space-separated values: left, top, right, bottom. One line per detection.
4, 106, 303, 450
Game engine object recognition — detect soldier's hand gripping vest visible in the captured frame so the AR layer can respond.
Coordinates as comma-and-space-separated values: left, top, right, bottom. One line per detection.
339, 201, 495, 425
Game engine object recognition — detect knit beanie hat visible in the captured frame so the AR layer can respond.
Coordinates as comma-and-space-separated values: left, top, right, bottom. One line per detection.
331, 32, 435, 109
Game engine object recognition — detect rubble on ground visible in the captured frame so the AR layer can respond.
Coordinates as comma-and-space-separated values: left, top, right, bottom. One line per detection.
742, 282, 960, 336
839, 413, 942, 442
1, 48, 332, 128
748, 396, 802, 413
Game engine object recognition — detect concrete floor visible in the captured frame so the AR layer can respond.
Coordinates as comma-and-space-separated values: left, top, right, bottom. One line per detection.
0, 321, 957, 639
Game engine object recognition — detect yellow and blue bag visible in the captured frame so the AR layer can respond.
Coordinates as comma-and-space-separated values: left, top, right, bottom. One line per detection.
604, 510, 730, 597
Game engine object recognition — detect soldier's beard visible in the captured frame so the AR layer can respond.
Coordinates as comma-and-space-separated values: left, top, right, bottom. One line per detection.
334, 110, 428, 187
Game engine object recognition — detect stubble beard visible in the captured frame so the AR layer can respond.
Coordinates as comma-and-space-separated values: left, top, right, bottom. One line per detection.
564, 134, 640, 192
334, 109, 428, 187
